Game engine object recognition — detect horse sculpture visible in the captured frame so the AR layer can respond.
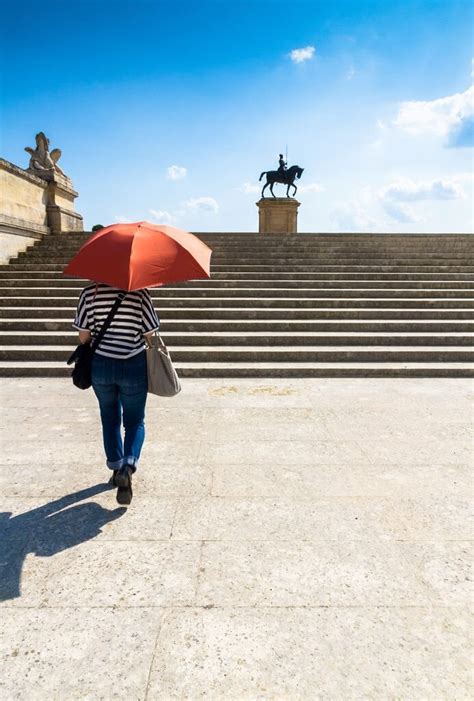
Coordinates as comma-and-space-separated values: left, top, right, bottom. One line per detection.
259, 165, 304, 198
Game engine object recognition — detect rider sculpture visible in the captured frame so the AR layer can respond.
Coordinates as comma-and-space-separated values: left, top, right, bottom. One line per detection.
277, 154, 287, 177
259, 153, 304, 198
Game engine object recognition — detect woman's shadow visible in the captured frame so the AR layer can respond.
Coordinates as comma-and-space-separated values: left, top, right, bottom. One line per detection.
1, 483, 126, 601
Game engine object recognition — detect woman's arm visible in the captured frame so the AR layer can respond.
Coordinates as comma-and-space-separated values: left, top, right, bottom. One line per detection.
78, 329, 92, 344
141, 289, 160, 338
73, 289, 92, 344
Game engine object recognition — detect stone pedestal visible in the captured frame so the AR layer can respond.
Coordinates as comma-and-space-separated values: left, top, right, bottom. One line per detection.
256, 198, 300, 234
45, 175, 83, 234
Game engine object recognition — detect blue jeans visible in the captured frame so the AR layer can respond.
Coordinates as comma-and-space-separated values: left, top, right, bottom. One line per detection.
91, 349, 148, 472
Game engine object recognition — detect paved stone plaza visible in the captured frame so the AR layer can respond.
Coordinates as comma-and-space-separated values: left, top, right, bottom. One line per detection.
0, 377, 472, 699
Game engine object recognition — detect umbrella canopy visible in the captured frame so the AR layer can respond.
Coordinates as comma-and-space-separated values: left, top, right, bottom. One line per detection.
63, 221, 212, 291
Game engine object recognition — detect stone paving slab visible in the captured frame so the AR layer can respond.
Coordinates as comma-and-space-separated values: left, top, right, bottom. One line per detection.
146, 607, 472, 700
0, 377, 473, 699
1, 607, 165, 700
210, 461, 471, 498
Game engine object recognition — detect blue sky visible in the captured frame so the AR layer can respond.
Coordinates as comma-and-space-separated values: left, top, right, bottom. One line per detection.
1, 0, 473, 232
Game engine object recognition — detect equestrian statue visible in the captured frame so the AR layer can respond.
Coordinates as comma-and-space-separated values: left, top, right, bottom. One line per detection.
259, 154, 304, 198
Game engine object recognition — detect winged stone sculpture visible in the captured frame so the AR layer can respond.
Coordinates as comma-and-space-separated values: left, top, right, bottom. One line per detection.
25, 132, 67, 180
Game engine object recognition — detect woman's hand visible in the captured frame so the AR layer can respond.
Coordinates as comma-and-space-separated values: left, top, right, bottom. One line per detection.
143, 330, 154, 348
78, 329, 92, 344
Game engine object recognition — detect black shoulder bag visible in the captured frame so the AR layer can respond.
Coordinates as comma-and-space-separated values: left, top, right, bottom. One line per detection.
67, 290, 126, 390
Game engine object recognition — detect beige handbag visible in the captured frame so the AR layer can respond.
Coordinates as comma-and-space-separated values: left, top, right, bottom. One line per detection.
145, 331, 181, 397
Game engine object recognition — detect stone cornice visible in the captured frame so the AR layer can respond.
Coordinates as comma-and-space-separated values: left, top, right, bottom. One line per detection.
0, 213, 50, 238
0, 158, 48, 188
46, 204, 83, 219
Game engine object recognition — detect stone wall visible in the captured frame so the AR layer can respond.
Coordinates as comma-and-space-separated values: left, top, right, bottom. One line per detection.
0, 160, 49, 229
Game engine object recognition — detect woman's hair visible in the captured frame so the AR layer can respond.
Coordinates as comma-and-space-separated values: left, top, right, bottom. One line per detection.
93, 282, 99, 301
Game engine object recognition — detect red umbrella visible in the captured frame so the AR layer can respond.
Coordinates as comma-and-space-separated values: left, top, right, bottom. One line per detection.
63, 221, 212, 291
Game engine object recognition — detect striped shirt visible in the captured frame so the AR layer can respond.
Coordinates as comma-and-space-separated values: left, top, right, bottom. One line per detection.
72, 283, 160, 359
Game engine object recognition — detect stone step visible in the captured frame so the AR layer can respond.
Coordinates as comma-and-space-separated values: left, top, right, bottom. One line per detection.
2, 286, 474, 298
27, 234, 474, 241
0, 303, 472, 319
207, 264, 474, 272
29, 231, 474, 239
17, 246, 474, 264
3, 263, 473, 273
15, 252, 474, 263
34, 250, 472, 259
33, 234, 474, 243
1, 360, 472, 378
195, 234, 470, 239
1, 345, 472, 363
2, 271, 474, 281
20, 235, 474, 245
14, 242, 474, 252
1, 297, 472, 309
27, 232, 474, 239
2, 280, 474, 293
1, 278, 473, 289
15, 261, 474, 272
1, 318, 473, 332
5, 230, 472, 378
2, 331, 472, 346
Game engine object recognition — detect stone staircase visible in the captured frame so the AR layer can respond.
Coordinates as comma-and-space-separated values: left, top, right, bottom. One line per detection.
0, 231, 473, 377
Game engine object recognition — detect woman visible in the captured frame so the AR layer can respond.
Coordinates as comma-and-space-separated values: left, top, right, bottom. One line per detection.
72, 282, 160, 505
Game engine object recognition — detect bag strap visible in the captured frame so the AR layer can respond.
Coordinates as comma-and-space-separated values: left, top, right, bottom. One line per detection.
90, 290, 126, 354
152, 329, 167, 349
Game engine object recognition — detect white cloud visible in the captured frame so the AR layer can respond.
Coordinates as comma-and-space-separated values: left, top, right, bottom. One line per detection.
298, 182, 325, 193
149, 208, 176, 224
471, 58, 474, 78
359, 186, 375, 205
239, 182, 261, 194
184, 196, 219, 213
377, 176, 465, 224
368, 120, 387, 148
166, 165, 187, 180
380, 201, 420, 224
392, 85, 474, 146
346, 65, 356, 80
114, 215, 133, 223
330, 203, 377, 232
289, 46, 315, 64
379, 177, 465, 203
369, 138, 384, 149
452, 171, 474, 184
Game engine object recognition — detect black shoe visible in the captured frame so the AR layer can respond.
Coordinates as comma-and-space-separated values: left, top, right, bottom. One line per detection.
116, 466, 133, 505
109, 470, 118, 487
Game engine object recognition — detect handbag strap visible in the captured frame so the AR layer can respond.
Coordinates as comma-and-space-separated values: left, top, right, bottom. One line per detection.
152, 329, 167, 349
156, 329, 165, 346
90, 290, 127, 354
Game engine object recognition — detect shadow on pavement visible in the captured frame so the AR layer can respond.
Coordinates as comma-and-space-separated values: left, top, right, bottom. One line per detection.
0, 483, 126, 602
